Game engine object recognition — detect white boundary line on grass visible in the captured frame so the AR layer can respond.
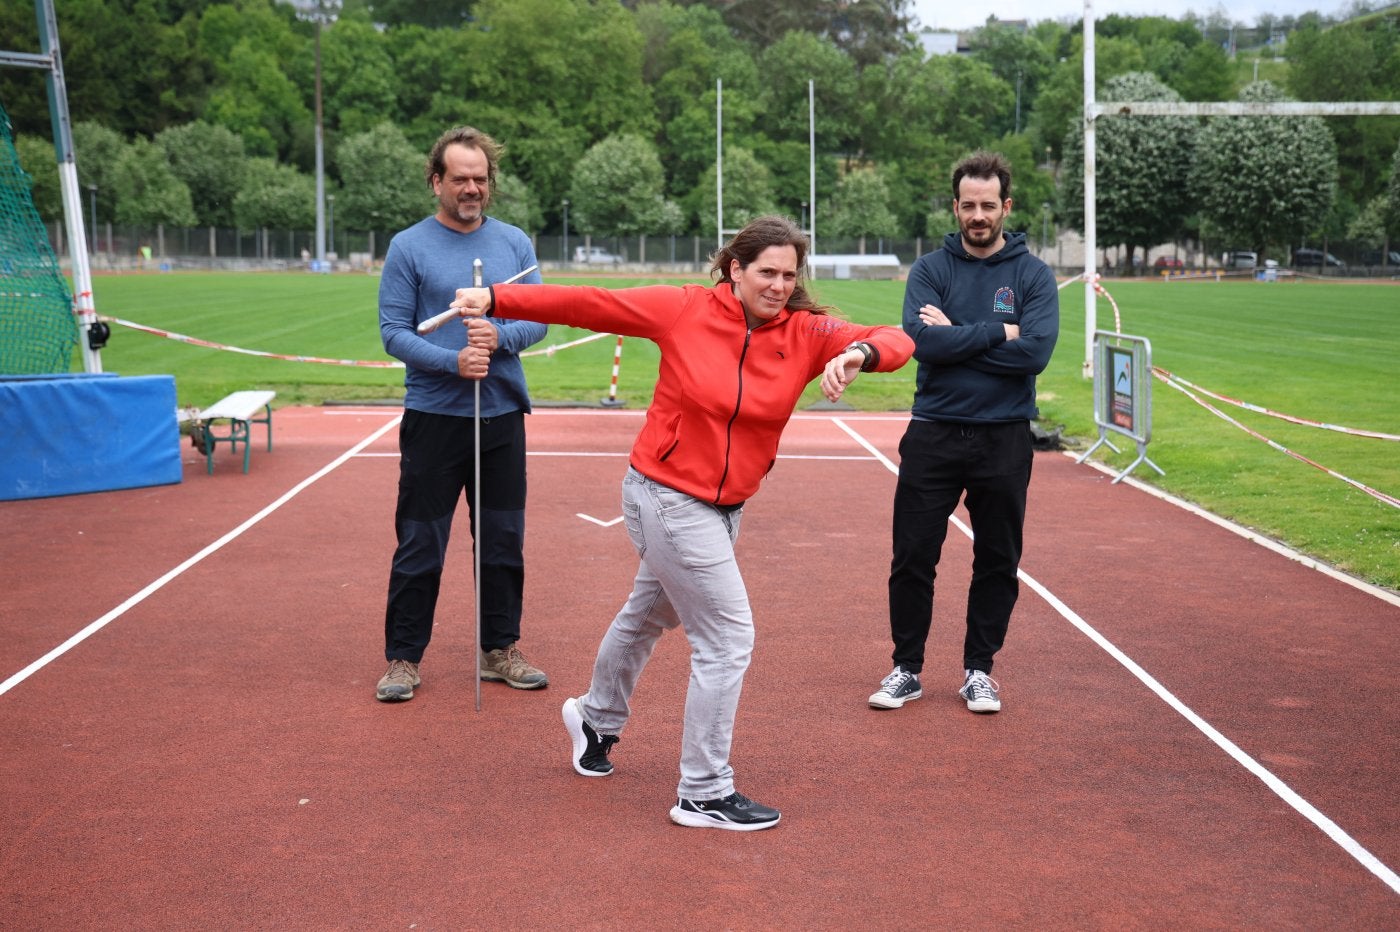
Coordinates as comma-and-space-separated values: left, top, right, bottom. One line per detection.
0, 415, 403, 698
830, 416, 1400, 896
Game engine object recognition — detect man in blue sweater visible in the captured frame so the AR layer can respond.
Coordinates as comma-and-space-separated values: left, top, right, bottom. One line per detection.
870, 150, 1059, 714
375, 125, 548, 702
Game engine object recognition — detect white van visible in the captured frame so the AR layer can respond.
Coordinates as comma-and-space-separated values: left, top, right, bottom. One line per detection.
574, 245, 621, 264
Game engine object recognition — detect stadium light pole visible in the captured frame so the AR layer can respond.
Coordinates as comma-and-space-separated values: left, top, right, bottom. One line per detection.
327, 193, 335, 259
561, 199, 569, 263
292, 1, 341, 266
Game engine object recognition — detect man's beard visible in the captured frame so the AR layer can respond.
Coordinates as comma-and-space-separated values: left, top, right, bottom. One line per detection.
960, 216, 1003, 248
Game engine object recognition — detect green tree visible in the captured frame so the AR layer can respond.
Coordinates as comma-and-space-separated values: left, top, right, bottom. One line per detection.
1169, 41, 1233, 102
1286, 20, 1400, 207
569, 134, 669, 237
154, 121, 247, 227
468, 0, 655, 143
1060, 72, 1198, 270
1029, 34, 1147, 160
71, 122, 127, 228
320, 16, 399, 135
825, 166, 899, 252
969, 21, 1054, 136
112, 137, 197, 227
366, 0, 474, 28
489, 172, 542, 235
333, 122, 427, 233
233, 157, 314, 230
695, 0, 915, 67
12, 135, 63, 223
690, 146, 779, 237
1193, 81, 1338, 259
1386, 138, 1400, 239
197, 0, 309, 160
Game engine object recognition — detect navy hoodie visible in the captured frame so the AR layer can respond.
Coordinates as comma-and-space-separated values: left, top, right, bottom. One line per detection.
903, 230, 1059, 423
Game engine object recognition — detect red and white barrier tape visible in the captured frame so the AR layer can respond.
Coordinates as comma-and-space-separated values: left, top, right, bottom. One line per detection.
1154, 371, 1400, 509
1154, 367, 1400, 442
99, 315, 406, 367
100, 315, 617, 367
520, 331, 613, 357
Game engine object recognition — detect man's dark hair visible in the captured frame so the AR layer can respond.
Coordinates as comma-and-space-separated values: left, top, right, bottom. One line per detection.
425, 126, 502, 190
952, 150, 1012, 202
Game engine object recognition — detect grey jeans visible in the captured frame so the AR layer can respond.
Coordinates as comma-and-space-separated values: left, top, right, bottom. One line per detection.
579, 467, 753, 800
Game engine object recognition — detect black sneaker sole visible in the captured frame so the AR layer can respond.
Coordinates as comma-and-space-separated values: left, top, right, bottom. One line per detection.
376, 688, 414, 702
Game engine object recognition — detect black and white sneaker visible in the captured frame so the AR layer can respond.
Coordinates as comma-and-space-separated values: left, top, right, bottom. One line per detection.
868, 666, 922, 709
669, 792, 781, 831
959, 669, 1001, 713
563, 697, 618, 776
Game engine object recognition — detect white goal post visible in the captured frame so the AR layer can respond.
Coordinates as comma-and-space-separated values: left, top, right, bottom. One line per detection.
1079, 0, 1400, 376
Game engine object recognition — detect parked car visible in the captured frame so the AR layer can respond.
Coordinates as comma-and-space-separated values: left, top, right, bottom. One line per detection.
1153, 256, 1184, 269
1360, 249, 1400, 266
1292, 248, 1345, 268
574, 245, 621, 264
1224, 250, 1258, 269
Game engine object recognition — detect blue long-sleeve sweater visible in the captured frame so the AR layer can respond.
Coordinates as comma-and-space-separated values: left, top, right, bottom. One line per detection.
903, 230, 1059, 423
379, 215, 546, 417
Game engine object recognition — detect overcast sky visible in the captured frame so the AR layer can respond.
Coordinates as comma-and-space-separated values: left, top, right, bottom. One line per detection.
909, 0, 1354, 33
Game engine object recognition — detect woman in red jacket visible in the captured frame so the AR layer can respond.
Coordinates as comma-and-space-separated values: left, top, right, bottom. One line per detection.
450, 215, 913, 831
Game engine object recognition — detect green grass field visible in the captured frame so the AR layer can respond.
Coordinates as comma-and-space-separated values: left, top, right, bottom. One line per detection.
82, 270, 1400, 590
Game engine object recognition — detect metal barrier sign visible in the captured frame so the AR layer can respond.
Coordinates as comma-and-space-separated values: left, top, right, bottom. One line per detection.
1077, 330, 1164, 483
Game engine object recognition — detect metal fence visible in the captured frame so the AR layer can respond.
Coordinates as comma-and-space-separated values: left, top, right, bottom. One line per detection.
47, 222, 1399, 279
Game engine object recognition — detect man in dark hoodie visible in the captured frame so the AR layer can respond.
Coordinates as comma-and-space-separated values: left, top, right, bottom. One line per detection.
869, 150, 1059, 714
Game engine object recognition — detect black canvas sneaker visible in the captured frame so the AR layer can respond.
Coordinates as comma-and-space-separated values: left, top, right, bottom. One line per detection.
563, 697, 618, 776
959, 669, 1002, 713
868, 666, 922, 709
669, 792, 781, 831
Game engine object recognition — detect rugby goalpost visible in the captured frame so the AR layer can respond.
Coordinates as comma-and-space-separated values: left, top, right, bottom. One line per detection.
1080, 0, 1400, 375
0, 0, 103, 373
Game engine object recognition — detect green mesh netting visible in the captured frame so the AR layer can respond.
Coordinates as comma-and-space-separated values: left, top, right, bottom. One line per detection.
0, 100, 77, 374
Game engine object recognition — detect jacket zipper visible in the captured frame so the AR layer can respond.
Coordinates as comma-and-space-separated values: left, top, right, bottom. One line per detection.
713, 328, 753, 504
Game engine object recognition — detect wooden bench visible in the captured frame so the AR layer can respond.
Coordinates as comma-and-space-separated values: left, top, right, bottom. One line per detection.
194, 390, 275, 474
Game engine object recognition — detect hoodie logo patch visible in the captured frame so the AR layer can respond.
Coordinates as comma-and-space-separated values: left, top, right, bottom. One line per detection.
993, 286, 1016, 315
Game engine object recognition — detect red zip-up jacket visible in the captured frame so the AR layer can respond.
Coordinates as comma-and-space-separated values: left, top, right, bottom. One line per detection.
492, 282, 913, 506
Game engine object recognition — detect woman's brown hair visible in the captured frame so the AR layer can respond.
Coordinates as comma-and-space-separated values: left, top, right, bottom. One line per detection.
710, 215, 831, 315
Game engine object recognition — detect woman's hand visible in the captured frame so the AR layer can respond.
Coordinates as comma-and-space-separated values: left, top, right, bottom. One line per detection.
819, 346, 865, 402
450, 287, 493, 317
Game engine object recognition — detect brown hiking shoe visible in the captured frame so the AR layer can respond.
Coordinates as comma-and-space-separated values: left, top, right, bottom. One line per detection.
376, 659, 420, 702
480, 644, 548, 689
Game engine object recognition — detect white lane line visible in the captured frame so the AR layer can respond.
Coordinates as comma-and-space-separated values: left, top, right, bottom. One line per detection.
0, 415, 403, 697
836, 416, 1400, 896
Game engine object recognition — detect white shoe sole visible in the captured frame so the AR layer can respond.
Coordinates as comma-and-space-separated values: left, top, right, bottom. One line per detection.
965, 699, 1001, 713
562, 698, 610, 777
668, 806, 780, 831
868, 689, 921, 709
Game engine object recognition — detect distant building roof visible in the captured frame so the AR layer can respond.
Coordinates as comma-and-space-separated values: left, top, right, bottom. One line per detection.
918, 31, 967, 57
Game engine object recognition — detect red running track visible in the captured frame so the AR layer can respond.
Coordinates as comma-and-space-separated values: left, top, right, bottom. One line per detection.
1, 406, 1396, 928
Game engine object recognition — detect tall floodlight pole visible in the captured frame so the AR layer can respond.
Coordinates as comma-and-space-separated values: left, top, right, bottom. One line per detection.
809, 79, 817, 263
1082, 0, 1098, 377
314, 20, 325, 263
293, 1, 340, 265
716, 78, 723, 251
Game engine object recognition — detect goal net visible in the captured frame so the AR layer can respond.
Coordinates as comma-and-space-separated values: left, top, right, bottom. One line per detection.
0, 101, 77, 374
